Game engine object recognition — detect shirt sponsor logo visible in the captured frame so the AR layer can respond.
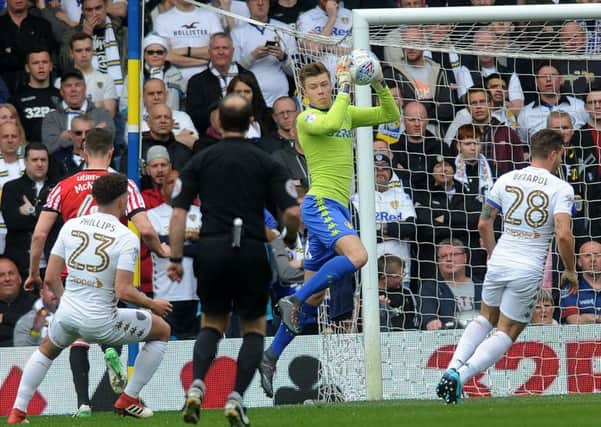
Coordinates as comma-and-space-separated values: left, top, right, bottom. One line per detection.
376, 211, 403, 222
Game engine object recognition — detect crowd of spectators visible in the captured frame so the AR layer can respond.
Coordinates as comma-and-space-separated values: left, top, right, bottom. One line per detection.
1, 0, 601, 345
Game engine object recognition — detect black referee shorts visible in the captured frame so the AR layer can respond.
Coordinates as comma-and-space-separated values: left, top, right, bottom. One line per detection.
194, 236, 271, 321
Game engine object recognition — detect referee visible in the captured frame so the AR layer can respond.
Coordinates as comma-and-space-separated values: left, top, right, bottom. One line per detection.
167, 94, 300, 426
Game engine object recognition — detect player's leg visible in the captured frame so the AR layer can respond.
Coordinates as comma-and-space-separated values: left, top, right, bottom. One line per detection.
111, 309, 169, 418
437, 275, 504, 404
447, 303, 500, 371
260, 272, 320, 398
224, 239, 272, 427
102, 344, 127, 395
294, 235, 365, 303
225, 315, 265, 427
280, 197, 361, 333
441, 278, 537, 404
9, 317, 75, 424
183, 312, 228, 424
456, 314, 526, 387
69, 340, 93, 416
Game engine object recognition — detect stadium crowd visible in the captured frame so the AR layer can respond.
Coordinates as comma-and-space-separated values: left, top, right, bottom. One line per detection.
1, 0, 601, 350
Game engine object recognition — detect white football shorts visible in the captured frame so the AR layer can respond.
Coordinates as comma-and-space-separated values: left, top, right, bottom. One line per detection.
481, 267, 542, 324
48, 306, 153, 349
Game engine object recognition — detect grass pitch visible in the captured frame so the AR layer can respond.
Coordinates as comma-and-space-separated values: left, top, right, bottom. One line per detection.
3, 395, 598, 427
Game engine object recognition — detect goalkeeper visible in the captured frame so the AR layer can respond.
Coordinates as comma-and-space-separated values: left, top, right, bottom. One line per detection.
275, 59, 399, 338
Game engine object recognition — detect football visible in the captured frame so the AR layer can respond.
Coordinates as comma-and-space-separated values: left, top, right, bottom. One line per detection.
348, 49, 381, 86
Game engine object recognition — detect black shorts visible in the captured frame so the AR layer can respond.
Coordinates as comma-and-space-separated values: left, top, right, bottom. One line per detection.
194, 236, 271, 321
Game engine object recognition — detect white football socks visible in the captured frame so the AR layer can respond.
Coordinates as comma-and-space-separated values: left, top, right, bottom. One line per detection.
448, 315, 493, 371
124, 341, 167, 398
457, 330, 513, 386
14, 350, 53, 412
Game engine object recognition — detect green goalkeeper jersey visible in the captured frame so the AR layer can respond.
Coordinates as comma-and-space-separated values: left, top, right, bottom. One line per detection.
296, 86, 400, 206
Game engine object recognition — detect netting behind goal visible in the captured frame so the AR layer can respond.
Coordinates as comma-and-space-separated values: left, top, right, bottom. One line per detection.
202, 3, 601, 401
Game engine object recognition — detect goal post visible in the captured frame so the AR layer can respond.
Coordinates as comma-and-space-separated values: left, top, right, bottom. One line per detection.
352, 3, 601, 402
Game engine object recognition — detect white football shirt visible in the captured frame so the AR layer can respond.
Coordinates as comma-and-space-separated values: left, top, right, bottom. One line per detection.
231, 19, 297, 107
51, 212, 139, 321
296, 5, 352, 80
148, 203, 201, 301
154, 6, 224, 82
486, 166, 574, 274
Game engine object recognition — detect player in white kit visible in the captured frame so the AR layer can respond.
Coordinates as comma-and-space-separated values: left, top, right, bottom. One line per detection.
436, 129, 578, 404
7, 174, 172, 424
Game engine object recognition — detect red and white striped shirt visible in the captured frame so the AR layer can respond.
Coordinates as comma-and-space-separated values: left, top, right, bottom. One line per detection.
44, 169, 145, 221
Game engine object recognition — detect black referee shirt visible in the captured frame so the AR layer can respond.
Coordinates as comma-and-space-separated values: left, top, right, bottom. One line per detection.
172, 137, 298, 242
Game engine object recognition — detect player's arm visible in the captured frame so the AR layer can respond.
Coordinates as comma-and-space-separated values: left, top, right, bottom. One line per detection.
349, 76, 401, 129
43, 253, 65, 299
296, 61, 353, 136
26, 210, 59, 291
115, 269, 172, 317
131, 211, 168, 258
555, 212, 578, 295
478, 202, 498, 259
167, 207, 187, 282
167, 160, 201, 281
565, 313, 597, 324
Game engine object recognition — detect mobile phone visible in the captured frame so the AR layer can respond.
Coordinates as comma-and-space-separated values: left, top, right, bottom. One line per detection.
265, 40, 278, 47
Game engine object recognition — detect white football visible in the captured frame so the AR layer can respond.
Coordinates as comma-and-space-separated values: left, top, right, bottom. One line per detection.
348, 49, 381, 86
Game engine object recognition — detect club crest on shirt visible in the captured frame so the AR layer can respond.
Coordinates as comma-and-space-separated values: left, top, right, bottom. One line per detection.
304, 113, 316, 123
341, 17, 349, 25
389, 200, 399, 209
97, 81, 103, 89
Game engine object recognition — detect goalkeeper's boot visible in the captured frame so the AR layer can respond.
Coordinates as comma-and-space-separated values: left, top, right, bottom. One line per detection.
114, 393, 154, 418
224, 392, 250, 427
72, 404, 92, 418
437, 369, 463, 405
259, 349, 278, 398
7, 408, 28, 424
182, 379, 204, 424
278, 295, 302, 334
104, 347, 127, 394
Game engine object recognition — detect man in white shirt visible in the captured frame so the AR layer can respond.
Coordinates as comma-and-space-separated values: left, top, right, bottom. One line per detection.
154, 0, 224, 83
231, 0, 297, 107
57, 32, 118, 118
296, 0, 351, 80
7, 173, 172, 424
436, 129, 577, 404
146, 157, 200, 339
518, 63, 589, 144
142, 78, 198, 148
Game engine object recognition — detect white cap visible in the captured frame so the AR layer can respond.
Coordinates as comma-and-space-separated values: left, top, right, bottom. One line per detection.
143, 34, 169, 52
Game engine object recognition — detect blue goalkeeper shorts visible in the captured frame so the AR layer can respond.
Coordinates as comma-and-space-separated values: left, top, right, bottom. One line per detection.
302, 195, 357, 272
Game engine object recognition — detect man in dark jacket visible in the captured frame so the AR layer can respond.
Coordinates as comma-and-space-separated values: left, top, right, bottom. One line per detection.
186, 32, 255, 136
0, 0, 58, 94
1, 143, 56, 280
419, 238, 482, 330
0, 257, 36, 346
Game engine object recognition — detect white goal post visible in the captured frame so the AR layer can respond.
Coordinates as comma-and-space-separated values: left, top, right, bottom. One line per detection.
352, 3, 601, 401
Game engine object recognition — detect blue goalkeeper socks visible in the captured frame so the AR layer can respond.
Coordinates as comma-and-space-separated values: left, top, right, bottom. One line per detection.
270, 303, 317, 357
270, 325, 295, 357
294, 255, 356, 303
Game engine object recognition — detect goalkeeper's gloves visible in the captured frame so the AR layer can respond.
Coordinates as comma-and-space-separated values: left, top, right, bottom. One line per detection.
336, 55, 352, 94
370, 57, 386, 92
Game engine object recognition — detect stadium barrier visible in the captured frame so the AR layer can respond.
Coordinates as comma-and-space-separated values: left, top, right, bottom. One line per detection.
1, 324, 601, 415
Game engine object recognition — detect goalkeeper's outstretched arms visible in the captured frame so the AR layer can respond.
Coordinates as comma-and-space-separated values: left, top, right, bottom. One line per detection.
349, 58, 401, 129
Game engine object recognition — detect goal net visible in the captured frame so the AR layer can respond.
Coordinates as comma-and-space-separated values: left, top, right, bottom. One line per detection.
195, 2, 601, 402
